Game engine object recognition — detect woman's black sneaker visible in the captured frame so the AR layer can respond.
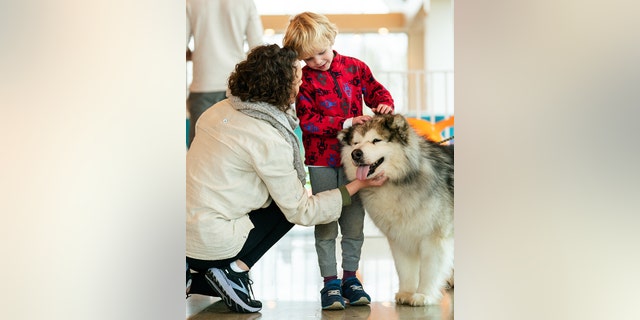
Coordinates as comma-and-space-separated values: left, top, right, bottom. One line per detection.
205, 267, 262, 313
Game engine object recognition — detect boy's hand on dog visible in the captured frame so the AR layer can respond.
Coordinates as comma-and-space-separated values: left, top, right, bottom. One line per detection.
351, 105, 393, 126
371, 104, 394, 115
352, 105, 393, 125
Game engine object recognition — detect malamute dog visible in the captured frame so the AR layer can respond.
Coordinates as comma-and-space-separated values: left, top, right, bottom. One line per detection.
338, 114, 454, 306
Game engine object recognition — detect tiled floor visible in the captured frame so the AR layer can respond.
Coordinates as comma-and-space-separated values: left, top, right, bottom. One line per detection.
186, 220, 454, 320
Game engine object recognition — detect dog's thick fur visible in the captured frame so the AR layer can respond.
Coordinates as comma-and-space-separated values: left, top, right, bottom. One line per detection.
338, 114, 454, 306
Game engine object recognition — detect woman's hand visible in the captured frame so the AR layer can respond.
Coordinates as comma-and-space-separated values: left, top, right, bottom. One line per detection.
345, 171, 388, 196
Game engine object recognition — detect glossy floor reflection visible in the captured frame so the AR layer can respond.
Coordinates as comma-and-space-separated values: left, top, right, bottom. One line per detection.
186, 222, 454, 320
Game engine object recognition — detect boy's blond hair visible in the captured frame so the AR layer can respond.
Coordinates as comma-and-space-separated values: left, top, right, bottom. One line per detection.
282, 12, 339, 60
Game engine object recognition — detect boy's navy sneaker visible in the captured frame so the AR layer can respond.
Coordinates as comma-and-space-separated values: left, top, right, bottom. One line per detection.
320, 279, 346, 310
205, 267, 262, 313
341, 276, 371, 305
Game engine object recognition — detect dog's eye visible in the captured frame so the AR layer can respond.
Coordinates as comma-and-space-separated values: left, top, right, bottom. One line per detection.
372, 138, 382, 144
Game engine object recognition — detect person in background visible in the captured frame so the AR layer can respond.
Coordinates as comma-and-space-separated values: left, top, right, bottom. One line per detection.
186, 44, 388, 313
186, 0, 263, 147
283, 11, 395, 310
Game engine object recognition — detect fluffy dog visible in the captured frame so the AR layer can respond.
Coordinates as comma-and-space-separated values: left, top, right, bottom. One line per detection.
338, 114, 454, 306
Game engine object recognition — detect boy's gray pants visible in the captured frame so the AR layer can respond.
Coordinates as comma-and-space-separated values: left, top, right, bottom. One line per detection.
309, 166, 365, 277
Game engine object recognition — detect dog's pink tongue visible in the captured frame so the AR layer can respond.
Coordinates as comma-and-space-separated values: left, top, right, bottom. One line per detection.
356, 165, 370, 181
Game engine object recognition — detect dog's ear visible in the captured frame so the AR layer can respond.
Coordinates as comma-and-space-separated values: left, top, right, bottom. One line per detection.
337, 127, 353, 146
392, 114, 409, 129
384, 114, 411, 144
381, 114, 396, 131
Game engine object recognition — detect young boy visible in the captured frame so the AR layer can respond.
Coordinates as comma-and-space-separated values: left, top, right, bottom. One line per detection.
283, 12, 394, 310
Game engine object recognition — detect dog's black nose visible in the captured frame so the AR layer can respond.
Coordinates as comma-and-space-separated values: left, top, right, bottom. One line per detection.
351, 149, 363, 161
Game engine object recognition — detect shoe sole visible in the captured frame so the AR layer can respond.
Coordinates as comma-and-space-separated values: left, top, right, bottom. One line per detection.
347, 297, 371, 305
205, 269, 261, 313
322, 301, 345, 310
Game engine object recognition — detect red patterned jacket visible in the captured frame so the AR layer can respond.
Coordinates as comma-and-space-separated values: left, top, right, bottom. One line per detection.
296, 51, 394, 167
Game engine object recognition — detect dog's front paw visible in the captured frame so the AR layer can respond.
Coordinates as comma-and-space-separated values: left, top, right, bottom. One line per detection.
396, 292, 443, 306
395, 292, 427, 306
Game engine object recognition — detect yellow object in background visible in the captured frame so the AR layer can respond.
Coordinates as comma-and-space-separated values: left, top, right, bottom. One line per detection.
406, 116, 455, 143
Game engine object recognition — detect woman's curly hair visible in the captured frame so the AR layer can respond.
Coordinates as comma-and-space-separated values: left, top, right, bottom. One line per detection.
228, 44, 299, 112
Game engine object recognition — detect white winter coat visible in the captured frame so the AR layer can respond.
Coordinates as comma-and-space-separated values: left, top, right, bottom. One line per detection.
186, 100, 346, 260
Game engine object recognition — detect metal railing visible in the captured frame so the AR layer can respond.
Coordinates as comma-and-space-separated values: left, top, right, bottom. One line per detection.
375, 69, 454, 122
